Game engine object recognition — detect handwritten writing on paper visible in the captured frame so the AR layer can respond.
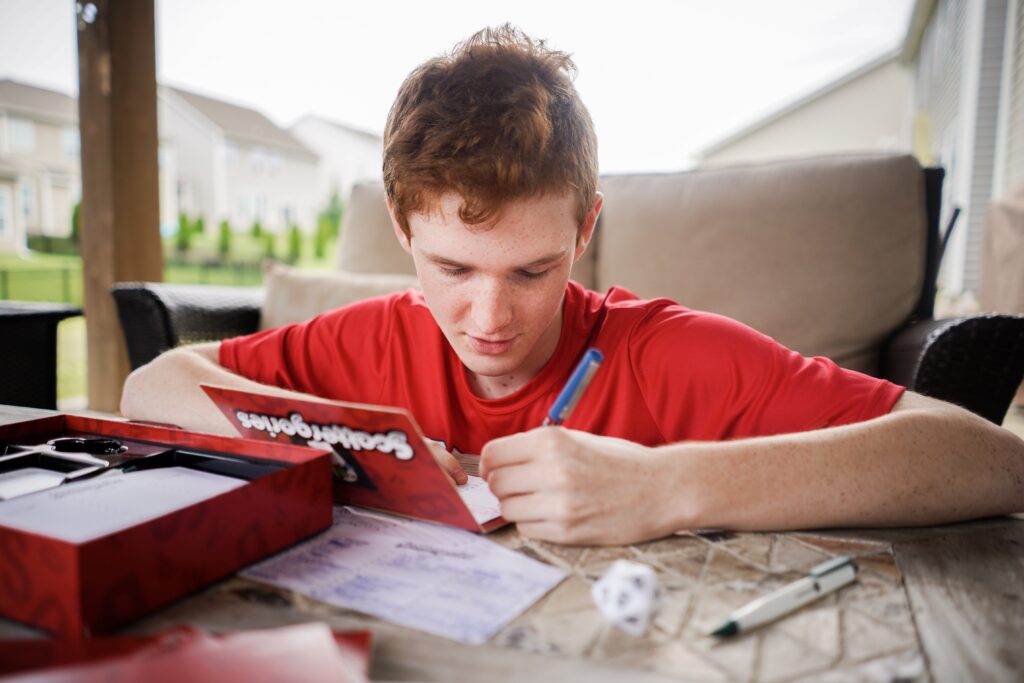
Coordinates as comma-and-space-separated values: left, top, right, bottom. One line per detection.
457, 475, 501, 524
242, 507, 566, 644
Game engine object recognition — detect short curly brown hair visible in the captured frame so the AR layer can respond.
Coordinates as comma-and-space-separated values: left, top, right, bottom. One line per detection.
383, 24, 598, 239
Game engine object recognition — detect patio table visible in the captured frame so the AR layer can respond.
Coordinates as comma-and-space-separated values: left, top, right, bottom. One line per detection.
0, 405, 1021, 682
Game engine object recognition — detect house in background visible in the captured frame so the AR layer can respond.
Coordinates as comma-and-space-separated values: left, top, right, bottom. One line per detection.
0, 79, 81, 252
903, 0, 1020, 297
0, 79, 367, 249
695, 50, 910, 168
697, 0, 1022, 305
160, 86, 320, 234
0, 79, 181, 252
1002, 0, 1024, 195
290, 114, 382, 206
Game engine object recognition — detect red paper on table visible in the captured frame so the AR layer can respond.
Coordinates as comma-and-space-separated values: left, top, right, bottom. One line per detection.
202, 384, 507, 533
0, 624, 373, 682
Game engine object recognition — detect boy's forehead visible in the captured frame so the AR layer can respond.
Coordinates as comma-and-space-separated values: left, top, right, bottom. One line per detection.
410, 191, 577, 231
407, 193, 576, 263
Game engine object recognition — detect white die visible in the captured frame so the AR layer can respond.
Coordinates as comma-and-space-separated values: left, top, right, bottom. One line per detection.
591, 559, 659, 636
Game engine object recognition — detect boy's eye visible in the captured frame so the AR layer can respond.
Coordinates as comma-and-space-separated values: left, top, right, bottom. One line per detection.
437, 266, 550, 280
518, 269, 550, 280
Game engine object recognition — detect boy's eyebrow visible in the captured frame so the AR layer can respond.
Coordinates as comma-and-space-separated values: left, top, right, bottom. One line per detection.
422, 250, 568, 269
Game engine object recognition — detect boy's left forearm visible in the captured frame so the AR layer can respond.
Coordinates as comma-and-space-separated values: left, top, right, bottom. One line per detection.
662, 397, 1024, 532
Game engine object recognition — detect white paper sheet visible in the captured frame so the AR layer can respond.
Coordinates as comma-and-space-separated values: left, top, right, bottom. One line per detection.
0, 467, 245, 543
242, 506, 567, 644
457, 475, 502, 524
0, 467, 68, 500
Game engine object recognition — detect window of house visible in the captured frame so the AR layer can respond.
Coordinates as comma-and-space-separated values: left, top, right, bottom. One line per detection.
238, 195, 250, 222
225, 142, 238, 168
249, 146, 267, 174
158, 143, 172, 169
9, 118, 35, 154
20, 183, 34, 223
62, 128, 80, 161
269, 150, 282, 176
0, 187, 10, 237
254, 192, 267, 221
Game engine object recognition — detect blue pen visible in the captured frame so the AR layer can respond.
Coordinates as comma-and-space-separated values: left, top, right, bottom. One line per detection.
543, 348, 604, 426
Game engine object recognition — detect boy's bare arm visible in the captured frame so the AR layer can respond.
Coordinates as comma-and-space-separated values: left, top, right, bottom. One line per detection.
480, 391, 1024, 545
678, 391, 1024, 532
119, 342, 319, 435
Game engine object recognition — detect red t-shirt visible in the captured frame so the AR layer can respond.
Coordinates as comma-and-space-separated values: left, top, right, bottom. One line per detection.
220, 281, 904, 454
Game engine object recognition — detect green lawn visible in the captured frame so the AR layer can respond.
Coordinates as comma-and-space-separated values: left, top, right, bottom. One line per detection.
0, 252, 84, 304
1, 232, 339, 405
58, 316, 87, 402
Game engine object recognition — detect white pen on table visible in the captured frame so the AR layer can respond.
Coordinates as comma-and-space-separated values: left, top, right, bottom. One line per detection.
711, 556, 858, 637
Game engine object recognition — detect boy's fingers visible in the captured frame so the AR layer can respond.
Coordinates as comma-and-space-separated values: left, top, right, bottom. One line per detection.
430, 443, 468, 485
480, 431, 535, 479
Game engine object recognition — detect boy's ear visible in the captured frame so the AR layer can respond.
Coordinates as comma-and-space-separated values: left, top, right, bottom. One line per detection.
574, 192, 603, 262
387, 198, 413, 255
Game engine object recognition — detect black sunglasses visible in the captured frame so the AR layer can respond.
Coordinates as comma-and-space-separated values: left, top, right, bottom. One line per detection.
46, 437, 127, 456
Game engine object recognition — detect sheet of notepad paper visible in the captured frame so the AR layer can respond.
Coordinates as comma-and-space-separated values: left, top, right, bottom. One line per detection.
242, 506, 566, 644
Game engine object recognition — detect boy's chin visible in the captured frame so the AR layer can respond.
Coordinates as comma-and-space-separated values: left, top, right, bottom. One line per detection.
457, 347, 526, 378
460, 353, 518, 376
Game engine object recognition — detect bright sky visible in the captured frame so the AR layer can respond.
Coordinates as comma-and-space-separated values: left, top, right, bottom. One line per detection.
0, 0, 913, 172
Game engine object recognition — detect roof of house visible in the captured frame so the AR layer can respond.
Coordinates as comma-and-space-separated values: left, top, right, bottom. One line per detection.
901, 0, 937, 62
697, 48, 902, 159
293, 113, 382, 143
166, 86, 316, 158
0, 79, 78, 124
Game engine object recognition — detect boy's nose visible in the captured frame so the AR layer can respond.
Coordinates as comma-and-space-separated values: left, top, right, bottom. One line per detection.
471, 281, 514, 335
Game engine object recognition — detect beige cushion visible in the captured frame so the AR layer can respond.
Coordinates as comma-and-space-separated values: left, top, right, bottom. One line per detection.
336, 182, 417, 276
596, 154, 927, 373
260, 263, 419, 329
336, 181, 598, 289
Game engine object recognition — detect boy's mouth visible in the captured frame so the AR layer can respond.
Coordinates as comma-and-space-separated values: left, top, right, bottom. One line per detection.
466, 335, 516, 355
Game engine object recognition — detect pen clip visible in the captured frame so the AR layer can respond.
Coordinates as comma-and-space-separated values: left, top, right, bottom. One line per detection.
809, 556, 857, 578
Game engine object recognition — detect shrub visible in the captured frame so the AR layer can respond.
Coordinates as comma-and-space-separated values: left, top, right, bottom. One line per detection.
314, 214, 330, 259
175, 213, 192, 253
251, 220, 263, 239
263, 232, 276, 259
71, 201, 80, 243
287, 224, 302, 263
322, 191, 343, 239
27, 235, 78, 254
218, 220, 232, 259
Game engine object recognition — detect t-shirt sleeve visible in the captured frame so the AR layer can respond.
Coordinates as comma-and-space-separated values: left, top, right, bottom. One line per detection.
219, 295, 396, 401
629, 304, 906, 441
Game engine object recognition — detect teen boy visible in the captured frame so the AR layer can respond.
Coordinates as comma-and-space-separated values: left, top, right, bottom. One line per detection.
121, 26, 1024, 545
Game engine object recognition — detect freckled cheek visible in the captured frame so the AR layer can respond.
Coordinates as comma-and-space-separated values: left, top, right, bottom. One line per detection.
517, 281, 565, 330
421, 278, 473, 329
